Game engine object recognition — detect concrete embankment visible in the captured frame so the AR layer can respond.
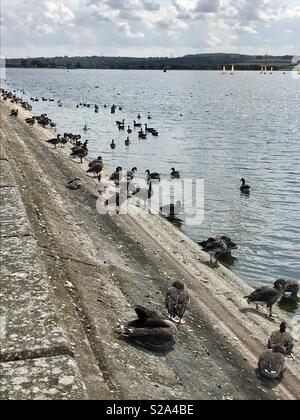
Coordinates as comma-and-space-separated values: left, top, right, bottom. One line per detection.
0, 97, 299, 400
0, 142, 87, 399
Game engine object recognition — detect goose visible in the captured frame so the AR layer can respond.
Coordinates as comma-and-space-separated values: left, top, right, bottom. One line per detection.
268, 322, 294, 359
89, 156, 103, 168
47, 134, 61, 149
125, 137, 131, 146
132, 182, 153, 203
133, 120, 142, 128
244, 281, 284, 318
110, 167, 123, 183
110, 140, 116, 150
83, 125, 88, 132
138, 130, 147, 139
60, 136, 68, 148
152, 130, 159, 137
165, 281, 190, 324
240, 178, 251, 193
87, 162, 103, 176
147, 112, 152, 120
127, 126, 132, 134
137, 114, 141, 120
126, 167, 137, 180
67, 178, 82, 191
70, 141, 88, 163
258, 345, 286, 379
145, 169, 160, 181
171, 168, 180, 179
144, 124, 155, 133
10, 109, 18, 117
199, 236, 237, 266
118, 306, 178, 352
277, 278, 299, 298
160, 201, 182, 218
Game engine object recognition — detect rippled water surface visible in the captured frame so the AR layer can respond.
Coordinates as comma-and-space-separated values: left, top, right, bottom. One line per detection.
3, 68, 300, 314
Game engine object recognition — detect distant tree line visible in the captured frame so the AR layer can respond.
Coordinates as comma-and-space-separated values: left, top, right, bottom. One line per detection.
6, 54, 294, 71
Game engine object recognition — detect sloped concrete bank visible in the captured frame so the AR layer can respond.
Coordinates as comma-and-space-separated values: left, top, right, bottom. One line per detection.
0, 145, 87, 399
0, 97, 299, 400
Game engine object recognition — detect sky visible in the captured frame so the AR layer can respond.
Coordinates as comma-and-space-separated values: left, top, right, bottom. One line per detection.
1, 0, 300, 58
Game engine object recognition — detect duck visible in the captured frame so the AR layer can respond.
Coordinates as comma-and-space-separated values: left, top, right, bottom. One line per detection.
60, 136, 68, 148
47, 134, 61, 149
67, 178, 82, 191
125, 137, 131, 146
171, 168, 180, 179
276, 278, 299, 298
165, 281, 190, 324
110, 140, 116, 150
70, 141, 89, 163
87, 162, 103, 176
110, 167, 123, 183
244, 280, 284, 318
240, 178, 251, 193
145, 169, 160, 181
118, 306, 178, 352
268, 322, 294, 359
160, 201, 182, 218
258, 345, 286, 379
126, 167, 137, 180
132, 182, 153, 203
199, 236, 237, 266
89, 156, 103, 168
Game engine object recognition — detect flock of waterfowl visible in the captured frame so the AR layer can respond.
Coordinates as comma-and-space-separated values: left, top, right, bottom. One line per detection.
1, 86, 299, 383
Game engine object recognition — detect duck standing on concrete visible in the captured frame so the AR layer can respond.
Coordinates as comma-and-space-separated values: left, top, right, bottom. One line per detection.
70, 141, 89, 163
110, 167, 123, 183
87, 162, 103, 177
126, 167, 137, 181
47, 134, 61, 149
118, 306, 178, 352
244, 280, 284, 318
258, 345, 286, 379
268, 322, 294, 359
165, 281, 190, 324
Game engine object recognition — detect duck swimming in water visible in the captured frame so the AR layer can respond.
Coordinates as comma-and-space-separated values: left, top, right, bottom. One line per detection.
199, 236, 237, 266
165, 281, 190, 324
145, 169, 160, 181
110, 140, 116, 150
125, 137, 131, 146
240, 178, 251, 193
118, 306, 178, 352
276, 278, 299, 298
171, 168, 180, 179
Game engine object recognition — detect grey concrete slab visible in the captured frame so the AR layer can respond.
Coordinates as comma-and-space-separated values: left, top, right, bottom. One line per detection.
0, 161, 15, 186
0, 187, 31, 237
0, 356, 87, 400
0, 236, 71, 362
0, 141, 8, 160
